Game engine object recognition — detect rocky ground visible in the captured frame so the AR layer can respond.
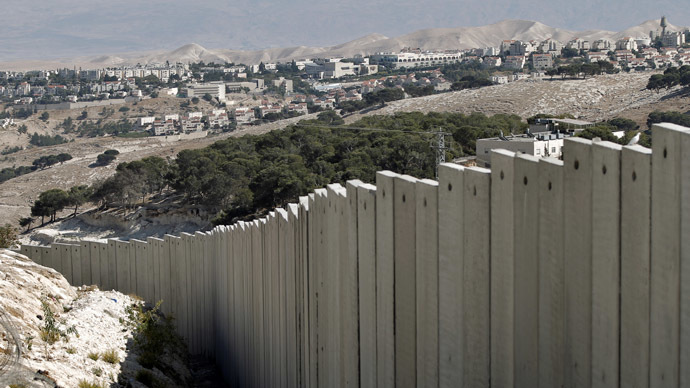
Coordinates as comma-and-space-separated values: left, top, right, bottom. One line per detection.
344, 71, 690, 125
0, 249, 197, 388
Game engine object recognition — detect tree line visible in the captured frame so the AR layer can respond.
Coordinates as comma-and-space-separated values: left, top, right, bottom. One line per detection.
26, 109, 685, 229
0, 153, 72, 184
646, 66, 690, 92
24, 111, 527, 227
545, 61, 616, 79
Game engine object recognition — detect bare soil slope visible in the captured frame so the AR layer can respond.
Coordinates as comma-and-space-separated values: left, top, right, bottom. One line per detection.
344, 72, 689, 124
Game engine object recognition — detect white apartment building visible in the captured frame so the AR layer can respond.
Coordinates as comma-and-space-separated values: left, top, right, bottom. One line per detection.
538, 39, 564, 56
532, 54, 554, 69
370, 51, 462, 69
483, 47, 501, 56
509, 40, 536, 56
616, 37, 638, 51
567, 38, 590, 51
504, 56, 526, 69
476, 131, 569, 166
137, 116, 156, 130
233, 108, 256, 124
483, 57, 502, 67
635, 36, 652, 47
587, 52, 610, 63
662, 31, 686, 47
186, 82, 226, 100
591, 39, 613, 51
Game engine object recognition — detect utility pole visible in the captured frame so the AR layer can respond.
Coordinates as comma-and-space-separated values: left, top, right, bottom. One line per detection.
431, 127, 451, 179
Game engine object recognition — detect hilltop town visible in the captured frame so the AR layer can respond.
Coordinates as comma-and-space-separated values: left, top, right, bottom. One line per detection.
0, 19, 687, 142
0, 17, 689, 243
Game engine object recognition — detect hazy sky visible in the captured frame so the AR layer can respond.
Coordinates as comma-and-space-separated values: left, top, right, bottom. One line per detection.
0, 0, 687, 60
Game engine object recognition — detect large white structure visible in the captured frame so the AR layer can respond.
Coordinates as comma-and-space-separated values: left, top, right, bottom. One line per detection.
591, 39, 613, 51
532, 54, 554, 69
508, 41, 532, 56
476, 131, 569, 165
567, 38, 590, 51
370, 51, 462, 69
616, 37, 638, 51
662, 31, 686, 47
538, 39, 564, 56
186, 82, 226, 101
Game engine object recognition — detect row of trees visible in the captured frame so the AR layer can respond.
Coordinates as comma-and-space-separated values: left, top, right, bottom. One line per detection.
647, 110, 690, 128
25, 111, 527, 227
545, 61, 616, 79
29, 185, 92, 225
646, 66, 690, 91
28, 109, 676, 230
338, 88, 406, 114
0, 153, 72, 184
32, 153, 72, 169
29, 132, 68, 147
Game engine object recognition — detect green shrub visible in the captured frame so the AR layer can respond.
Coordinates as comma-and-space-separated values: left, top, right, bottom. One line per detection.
39, 299, 77, 344
101, 348, 119, 364
77, 380, 104, 388
135, 369, 155, 386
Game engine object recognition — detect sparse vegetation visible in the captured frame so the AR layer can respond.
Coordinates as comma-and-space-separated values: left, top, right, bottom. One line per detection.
0, 165, 33, 184
18, 216, 33, 231
29, 132, 68, 147
77, 379, 105, 388
123, 300, 186, 380
32, 153, 72, 169
66, 346, 76, 354
95, 152, 116, 166
0, 224, 18, 248
24, 335, 34, 351
1, 146, 23, 155
39, 298, 78, 345
91, 367, 103, 377
101, 348, 119, 364
75, 118, 133, 137
88, 351, 100, 361
646, 66, 690, 92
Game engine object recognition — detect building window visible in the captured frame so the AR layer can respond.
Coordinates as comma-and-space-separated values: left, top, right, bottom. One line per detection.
552, 147, 556, 153
536, 149, 541, 155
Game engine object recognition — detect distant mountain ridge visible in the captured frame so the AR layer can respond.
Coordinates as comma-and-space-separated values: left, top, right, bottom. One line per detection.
0, 19, 686, 71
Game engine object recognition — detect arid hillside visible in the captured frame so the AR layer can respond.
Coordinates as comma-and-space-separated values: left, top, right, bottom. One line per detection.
344, 71, 690, 125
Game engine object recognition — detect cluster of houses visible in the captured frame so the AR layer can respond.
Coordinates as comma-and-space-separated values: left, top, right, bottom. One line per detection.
0, 77, 148, 104
233, 100, 310, 124
1, 18, 688, 122
137, 109, 230, 136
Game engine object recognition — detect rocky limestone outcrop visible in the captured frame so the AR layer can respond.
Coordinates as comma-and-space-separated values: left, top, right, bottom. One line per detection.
0, 249, 192, 388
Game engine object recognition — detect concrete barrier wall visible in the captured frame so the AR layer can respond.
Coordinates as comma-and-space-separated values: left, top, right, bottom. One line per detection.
19, 123, 690, 388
